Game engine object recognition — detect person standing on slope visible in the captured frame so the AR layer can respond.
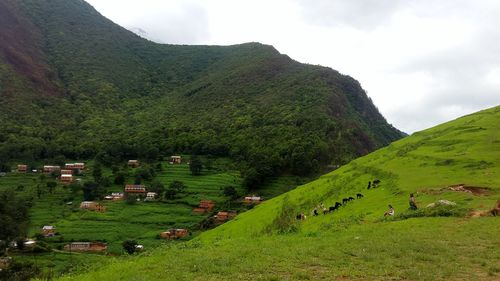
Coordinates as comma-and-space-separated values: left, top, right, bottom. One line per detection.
409, 193, 418, 210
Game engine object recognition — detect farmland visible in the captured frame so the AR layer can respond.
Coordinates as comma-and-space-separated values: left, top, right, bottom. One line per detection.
2, 159, 305, 276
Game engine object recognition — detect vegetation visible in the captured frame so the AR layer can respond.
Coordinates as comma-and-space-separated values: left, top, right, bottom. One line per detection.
1, 160, 303, 277
0, 0, 402, 190
57, 106, 500, 280
0, 190, 31, 255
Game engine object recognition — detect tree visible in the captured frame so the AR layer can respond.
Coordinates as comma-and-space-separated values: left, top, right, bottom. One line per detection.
82, 181, 98, 201
164, 188, 176, 200
92, 163, 103, 183
223, 186, 239, 200
135, 167, 152, 183
114, 171, 126, 185
0, 163, 10, 173
155, 162, 163, 172
122, 239, 138, 254
189, 156, 203, 176
46, 181, 57, 194
149, 180, 165, 197
0, 190, 30, 254
169, 181, 185, 193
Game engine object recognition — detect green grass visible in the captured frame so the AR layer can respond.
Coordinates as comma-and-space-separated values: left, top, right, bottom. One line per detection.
56, 106, 500, 280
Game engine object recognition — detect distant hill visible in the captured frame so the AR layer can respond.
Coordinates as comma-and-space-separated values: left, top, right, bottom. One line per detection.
0, 0, 403, 187
58, 106, 500, 281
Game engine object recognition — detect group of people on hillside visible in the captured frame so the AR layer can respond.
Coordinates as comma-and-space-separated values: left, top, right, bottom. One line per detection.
384, 193, 418, 217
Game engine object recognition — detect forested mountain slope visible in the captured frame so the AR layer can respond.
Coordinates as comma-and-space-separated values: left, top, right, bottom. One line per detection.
0, 0, 403, 187
59, 106, 500, 281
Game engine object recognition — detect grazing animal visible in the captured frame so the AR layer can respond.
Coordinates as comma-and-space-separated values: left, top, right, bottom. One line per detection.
348, 196, 355, 201
323, 208, 329, 215
313, 209, 319, 216
329, 206, 337, 212
367, 181, 371, 189
356, 193, 364, 199
335, 202, 342, 208
342, 198, 349, 205
373, 179, 381, 187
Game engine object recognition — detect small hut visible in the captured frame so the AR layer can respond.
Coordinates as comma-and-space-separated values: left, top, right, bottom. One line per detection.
17, 164, 28, 173
128, 160, 140, 168
80, 201, 106, 212
41, 226, 56, 237
160, 229, 188, 240
170, 156, 182, 164
193, 199, 215, 214
63, 242, 107, 252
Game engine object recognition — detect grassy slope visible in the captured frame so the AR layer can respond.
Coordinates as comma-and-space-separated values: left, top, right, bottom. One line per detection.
58, 106, 500, 280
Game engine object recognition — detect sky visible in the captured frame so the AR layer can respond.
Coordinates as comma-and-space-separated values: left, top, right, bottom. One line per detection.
85, 0, 500, 133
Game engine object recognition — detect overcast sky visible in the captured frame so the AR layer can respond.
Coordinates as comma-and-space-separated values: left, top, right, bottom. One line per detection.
85, 0, 500, 133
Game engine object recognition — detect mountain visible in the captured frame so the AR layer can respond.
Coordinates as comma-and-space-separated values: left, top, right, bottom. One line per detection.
0, 0, 403, 187
58, 106, 500, 280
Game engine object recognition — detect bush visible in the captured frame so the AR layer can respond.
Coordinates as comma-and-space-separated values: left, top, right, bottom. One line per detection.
122, 240, 138, 254
126, 195, 138, 205
395, 204, 468, 220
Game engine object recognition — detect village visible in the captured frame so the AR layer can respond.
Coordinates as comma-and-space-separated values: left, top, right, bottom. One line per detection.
0, 155, 268, 271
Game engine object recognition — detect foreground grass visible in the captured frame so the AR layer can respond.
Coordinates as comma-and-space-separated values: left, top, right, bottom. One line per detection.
58, 217, 499, 281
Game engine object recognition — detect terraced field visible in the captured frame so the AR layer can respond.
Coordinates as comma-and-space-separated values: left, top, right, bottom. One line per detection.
0, 161, 248, 275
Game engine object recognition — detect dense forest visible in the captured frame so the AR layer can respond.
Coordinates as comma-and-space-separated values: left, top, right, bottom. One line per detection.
0, 0, 403, 188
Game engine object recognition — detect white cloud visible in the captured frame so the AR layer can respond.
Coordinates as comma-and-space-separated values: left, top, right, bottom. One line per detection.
85, 0, 500, 133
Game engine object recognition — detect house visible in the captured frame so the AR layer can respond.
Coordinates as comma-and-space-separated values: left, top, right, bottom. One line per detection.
243, 195, 263, 204
61, 169, 73, 175
60, 174, 73, 183
80, 201, 106, 212
63, 242, 107, 252
41, 226, 56, 237
160, 229, 188, 240
193, 199, 215, 214
43, 165, 61, 174
17, 164, 28, 173
128, 160, 140, 168
64, 163, 85, 171
124, 184, 146, 194
105, 193, 124, 201
214, 211, 237, 223
170, 156, 182, 164
144, 192, 157, 201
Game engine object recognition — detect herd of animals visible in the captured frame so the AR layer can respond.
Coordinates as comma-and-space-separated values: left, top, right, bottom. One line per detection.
296, 179, 381, 220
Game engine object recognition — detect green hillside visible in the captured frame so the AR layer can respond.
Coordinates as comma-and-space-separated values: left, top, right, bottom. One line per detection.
0, 0, 403, 189
57, 106, 500, 281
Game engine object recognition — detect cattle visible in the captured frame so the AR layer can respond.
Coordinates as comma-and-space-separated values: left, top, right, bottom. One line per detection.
367, 181, 372, 189
329, 206, 337, 212
342, 198, 349, 205
356, 193, 364, 199
296, 213, 307, 220
373, 179, 381, 187
348, 196, 355, 201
